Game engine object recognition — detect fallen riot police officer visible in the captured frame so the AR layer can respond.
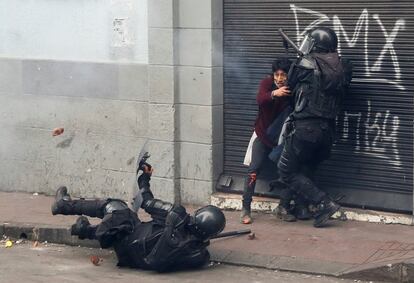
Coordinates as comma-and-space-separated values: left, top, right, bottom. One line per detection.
51, 164, 225, 272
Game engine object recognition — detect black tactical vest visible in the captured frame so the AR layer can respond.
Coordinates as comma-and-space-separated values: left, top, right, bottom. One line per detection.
292, 52, 347, 120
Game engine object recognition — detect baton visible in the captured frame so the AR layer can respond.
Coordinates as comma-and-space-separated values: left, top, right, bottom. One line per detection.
211, 229, 251, 239
278, 28, 304, 57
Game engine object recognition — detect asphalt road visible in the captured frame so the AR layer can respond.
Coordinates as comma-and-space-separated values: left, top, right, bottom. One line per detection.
0, 241, 375, 283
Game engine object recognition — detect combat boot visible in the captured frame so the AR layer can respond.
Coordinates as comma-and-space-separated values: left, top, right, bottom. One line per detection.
71, 216, 96, 240
313, 197, 340, 228
51, 186, 106, 218
51, 186, 73, 215
275, 205, 296, 222
294, 204, 312, 220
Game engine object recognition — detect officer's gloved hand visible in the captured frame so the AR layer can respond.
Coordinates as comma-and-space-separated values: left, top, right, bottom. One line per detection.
138, 164, 153, 188
165, 205, 188, 228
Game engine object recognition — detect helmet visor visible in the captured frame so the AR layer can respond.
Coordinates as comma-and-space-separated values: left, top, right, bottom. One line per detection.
298, 34, 315, 55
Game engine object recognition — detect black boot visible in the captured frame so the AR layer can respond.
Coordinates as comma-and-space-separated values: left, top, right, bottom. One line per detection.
294, 196, 312, 220
294, 204, 312, 220
71, 216, 97, 240
51, 186, 72, 215
275, 206, 296, 222
51, 186, 106, 218
313, 197, 340, 228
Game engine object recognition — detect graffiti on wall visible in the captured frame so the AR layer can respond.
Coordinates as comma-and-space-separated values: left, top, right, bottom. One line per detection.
289, 4, 407, 167
290, 4, 406, 90
340, 101, 401, 167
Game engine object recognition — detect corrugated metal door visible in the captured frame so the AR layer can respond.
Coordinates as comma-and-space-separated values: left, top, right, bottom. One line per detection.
221, 0, 414, 212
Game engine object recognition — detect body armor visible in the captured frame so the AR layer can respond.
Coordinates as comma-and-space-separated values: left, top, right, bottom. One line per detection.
291, 52, 348, 120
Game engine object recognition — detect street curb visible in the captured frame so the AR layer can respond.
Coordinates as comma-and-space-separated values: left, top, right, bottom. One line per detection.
1, 222, 99, 248
211, 193, 414, 226
3, 221, 412, 282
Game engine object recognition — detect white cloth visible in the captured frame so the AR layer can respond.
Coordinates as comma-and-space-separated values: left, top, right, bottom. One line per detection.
243, 131, 257, 166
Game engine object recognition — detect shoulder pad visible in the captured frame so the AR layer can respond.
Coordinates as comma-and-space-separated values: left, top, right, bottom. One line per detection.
297, 56, 316, 69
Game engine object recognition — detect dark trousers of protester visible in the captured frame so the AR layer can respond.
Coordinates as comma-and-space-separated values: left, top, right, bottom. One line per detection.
242, 138, 271, 211
277, 119, 334, 206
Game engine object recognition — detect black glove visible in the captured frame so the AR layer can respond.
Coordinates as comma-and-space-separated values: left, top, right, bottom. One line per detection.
137, 173, 151, 189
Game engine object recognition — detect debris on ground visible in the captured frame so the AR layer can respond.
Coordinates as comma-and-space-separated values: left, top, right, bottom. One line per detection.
5, 240, 13, 248
52, 127, 64, 136
90, 255, 102, 266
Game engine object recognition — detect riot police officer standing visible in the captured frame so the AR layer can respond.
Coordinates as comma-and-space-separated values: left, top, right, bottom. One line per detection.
277, 27, 352, 227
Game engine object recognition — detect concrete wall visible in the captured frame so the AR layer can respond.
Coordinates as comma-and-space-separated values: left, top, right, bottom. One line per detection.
147, 0, 223, 204
0, 0, 223, 205
0, 0, 148, 63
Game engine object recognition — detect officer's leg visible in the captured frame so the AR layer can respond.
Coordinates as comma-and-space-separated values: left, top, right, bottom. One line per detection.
293, 164, 316, 220
70, 200, 131, 241
51, 187, 108, 218
293, 194, 312, 220
278, 132, 339, 227
275, 142, 299, 222
241, 138, 269, 224
70, 216, 97, 240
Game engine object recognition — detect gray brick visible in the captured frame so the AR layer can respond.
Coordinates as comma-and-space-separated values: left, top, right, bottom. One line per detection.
0, 95, 148, 138
179, 142, 213, 180
180, 178, 212, 205
211, 67, 223, 105
118, 63, 148, 101
22, 60, 119, 98
177, 29, 213, 67
148, 65, 175, 104
148, 28, 174, 65
149, 177, 176, 203
212, 29, 223, 67
212, 105, 223, 144
178, 104, 212, 143
148, 103, 175, 141
0, 58, 22, 95
148, 0, 174, 28
146, 140, 175, 179
177, 66, 222, 106
177, 0, 212, 28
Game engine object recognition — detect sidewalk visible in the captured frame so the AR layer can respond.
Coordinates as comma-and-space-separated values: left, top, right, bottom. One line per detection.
2, 191, 414, 282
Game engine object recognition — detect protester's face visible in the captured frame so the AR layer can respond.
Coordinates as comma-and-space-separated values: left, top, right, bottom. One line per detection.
274, 69, 288, 88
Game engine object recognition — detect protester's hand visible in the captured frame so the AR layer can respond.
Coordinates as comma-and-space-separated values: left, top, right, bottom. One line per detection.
272, 86, 290, 97
143, 164, 153, 176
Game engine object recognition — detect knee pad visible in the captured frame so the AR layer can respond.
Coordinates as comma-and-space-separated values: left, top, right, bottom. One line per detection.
104, 200, 129, 214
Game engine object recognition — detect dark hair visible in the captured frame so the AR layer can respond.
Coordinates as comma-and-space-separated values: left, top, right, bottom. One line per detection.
271, 58, 291, 73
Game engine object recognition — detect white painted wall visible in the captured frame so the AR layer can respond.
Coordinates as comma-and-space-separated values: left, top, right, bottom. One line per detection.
0, 0, 148, 63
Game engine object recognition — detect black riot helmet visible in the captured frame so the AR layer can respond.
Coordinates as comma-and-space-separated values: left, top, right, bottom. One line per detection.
188, 205, 225, 240
299, 27, 338, 54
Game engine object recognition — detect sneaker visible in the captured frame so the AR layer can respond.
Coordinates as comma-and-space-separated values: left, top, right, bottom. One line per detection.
313, 198, 340, 228
240, 208, 253, 224
275, 205, 296, 222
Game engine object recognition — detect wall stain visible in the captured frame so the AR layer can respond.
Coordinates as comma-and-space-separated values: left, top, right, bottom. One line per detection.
56, 135, 75, 148
126, 156, 135, 165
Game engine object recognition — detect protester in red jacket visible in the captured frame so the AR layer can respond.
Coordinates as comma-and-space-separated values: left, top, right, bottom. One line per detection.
241, 58, 293, 224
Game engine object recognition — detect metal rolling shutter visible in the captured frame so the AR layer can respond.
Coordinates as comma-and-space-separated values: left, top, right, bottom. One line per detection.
221, 0, 414, 212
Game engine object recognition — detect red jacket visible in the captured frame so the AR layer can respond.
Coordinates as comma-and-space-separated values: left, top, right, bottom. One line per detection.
254, 75, 289, 148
